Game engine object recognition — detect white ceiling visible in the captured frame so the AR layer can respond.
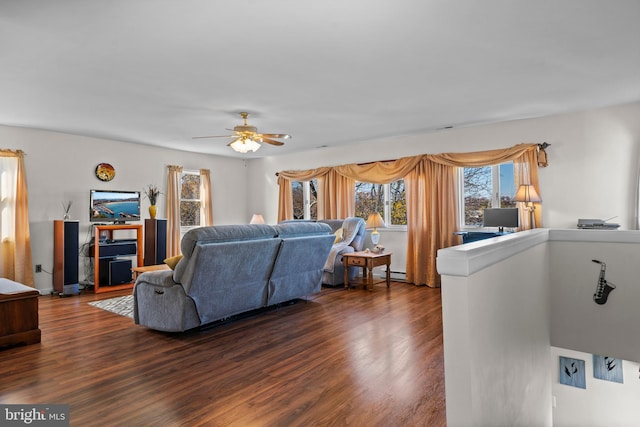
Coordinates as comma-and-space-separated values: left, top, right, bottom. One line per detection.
1, 0, 639, 158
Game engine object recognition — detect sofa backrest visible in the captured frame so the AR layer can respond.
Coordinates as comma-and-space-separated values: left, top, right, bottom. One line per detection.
269, 222, 334, 304
280, 218, 366, 249
174, 224, 278, 284
185, 238, 282, 324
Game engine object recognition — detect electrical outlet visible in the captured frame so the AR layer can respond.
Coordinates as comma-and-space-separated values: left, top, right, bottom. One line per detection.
35, 264, 42, 273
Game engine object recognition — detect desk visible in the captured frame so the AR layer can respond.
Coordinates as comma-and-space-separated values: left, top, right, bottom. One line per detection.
342, 251, 392, 291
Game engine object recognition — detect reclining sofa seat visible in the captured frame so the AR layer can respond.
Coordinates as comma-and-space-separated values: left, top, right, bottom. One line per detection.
133, 222, 334, 332
278, 217, 366, 286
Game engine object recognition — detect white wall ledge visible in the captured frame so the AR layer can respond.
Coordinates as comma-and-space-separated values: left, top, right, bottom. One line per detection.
548, 228, 640, 243
437, 229, 549, 277
437, 228, 640, 277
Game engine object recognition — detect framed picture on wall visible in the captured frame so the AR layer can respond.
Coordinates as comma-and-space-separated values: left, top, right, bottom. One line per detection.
559, 356, 586, 389
593, 355, 623, 384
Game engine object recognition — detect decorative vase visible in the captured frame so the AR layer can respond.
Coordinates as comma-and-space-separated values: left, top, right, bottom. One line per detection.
149, 205, 157, 219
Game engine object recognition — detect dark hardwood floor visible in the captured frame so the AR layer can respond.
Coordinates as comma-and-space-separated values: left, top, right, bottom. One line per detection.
0, 282, 445, 426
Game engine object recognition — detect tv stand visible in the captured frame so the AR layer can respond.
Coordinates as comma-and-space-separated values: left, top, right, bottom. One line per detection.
92, 224, 143, 293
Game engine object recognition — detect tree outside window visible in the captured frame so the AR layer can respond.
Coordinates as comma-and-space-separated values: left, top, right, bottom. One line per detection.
292, 180, 317, 220
389, 179, 407, 226
355, 179, 406, 226
462, 163, 515, 226
180, 171, 201, 227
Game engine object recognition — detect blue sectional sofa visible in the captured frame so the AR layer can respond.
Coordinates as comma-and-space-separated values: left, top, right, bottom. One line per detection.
133, 222, 335, 332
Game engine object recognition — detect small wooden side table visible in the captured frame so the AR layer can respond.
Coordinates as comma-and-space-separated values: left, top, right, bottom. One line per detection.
342, 251, 392, 291
131, 264, 171, 281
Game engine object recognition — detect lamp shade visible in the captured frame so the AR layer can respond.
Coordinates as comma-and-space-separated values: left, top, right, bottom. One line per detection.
230, 137, 261, 153
365, 212, 385, 229
249, 214, 265, 224
514, 184, 542, 203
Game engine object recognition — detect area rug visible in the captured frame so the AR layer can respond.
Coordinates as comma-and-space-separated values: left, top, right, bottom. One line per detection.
88, 295, 134, 319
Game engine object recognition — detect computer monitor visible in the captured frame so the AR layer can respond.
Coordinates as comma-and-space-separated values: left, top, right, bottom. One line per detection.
483, 208, 519, 232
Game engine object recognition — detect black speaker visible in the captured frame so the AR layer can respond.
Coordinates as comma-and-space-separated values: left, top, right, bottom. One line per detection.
144, 219, 167, 265
92, 241, 137, 258
99, 259, 132, 286
53, 220, 80, 296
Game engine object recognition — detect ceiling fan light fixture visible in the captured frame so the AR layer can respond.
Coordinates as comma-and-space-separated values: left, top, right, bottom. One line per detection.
230, 137, 261, 153
193, 112, 288, 153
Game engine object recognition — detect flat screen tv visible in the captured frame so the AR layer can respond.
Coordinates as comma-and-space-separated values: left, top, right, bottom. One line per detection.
483, 208, 519, 232
90, 189, 141, 223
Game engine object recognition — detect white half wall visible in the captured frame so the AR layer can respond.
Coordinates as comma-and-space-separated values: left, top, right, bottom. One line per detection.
0, 125, 248, 293
438, 229, 640, 425
438, 230, 552, 426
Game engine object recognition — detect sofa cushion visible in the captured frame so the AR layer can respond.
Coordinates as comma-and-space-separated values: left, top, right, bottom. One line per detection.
164, 255, 183, 270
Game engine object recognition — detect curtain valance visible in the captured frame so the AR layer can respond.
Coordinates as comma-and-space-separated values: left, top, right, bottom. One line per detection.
277, 143, 538, 184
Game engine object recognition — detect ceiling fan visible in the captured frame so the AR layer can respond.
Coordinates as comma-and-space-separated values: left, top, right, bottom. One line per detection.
193, 112, 291, 153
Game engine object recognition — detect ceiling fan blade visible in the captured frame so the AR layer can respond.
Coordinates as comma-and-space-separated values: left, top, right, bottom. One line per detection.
261, 137, 285, 146
260, 133, 291, 139
192, 135, 234, 139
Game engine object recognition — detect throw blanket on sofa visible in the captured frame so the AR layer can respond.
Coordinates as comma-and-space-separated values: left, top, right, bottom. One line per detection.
323, 218, 362, 272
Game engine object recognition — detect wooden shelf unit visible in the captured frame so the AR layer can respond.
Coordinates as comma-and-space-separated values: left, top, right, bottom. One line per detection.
92, 224, 143, 293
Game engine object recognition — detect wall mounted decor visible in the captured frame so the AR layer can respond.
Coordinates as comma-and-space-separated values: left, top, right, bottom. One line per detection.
593, 355, 623, 384
592, 259, 616, 305
95, 163, 115, 182
560, 356, 586, 389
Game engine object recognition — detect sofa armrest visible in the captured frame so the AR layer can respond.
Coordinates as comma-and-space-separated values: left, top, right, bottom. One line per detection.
133, 270, 201, 332
135, 270, 177, 288
336, 245, 355, 256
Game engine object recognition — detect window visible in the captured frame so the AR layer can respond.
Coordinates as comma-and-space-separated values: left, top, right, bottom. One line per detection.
355, 179, 407, 226
388, 179, 407, 226
461, 162, 515, 227
180, 170, 201, 227
292, 179, 317, 220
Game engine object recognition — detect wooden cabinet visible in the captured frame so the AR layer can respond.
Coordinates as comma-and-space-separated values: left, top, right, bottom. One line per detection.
92, 224, 143, 293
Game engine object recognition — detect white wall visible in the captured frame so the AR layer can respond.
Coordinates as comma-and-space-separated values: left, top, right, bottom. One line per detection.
549, 231, 640, 363
551, 346, 640, 427
0, 125, 247, 293
249, 101, 640, 273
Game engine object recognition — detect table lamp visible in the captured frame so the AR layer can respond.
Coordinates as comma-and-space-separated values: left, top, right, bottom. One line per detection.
514, 184, 541, 228
250, 214, 265, 224
365, 212, 386, 245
